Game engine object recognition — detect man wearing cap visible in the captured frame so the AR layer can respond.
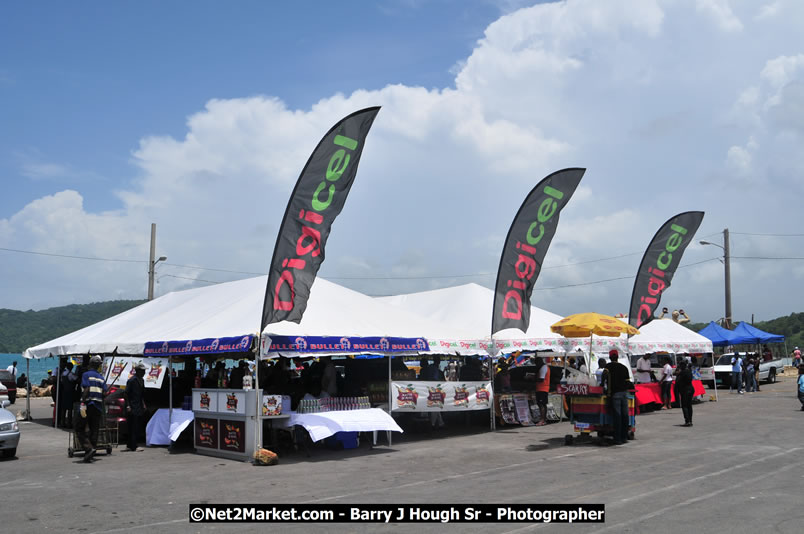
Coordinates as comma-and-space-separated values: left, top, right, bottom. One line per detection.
76, 355, 107, 462
124, 362, 147, 452
603, 350, 633, 445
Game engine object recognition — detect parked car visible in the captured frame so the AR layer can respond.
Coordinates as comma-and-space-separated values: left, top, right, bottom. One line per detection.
0, 370, 16, 404
0, 381, 8, 405
0, 399, 20, 458
713, 352, 784, 387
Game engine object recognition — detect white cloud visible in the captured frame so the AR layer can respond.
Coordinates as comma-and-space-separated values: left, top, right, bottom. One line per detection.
2, 0, 804, 324
696, 0, 744, 32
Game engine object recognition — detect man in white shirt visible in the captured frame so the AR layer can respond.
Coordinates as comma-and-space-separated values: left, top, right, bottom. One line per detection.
635, 354, 654, 384
659, 357, 674, 409
6, 361, 18, 379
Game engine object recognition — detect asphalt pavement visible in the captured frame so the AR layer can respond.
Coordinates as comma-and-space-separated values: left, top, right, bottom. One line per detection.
3, 374, 802, 534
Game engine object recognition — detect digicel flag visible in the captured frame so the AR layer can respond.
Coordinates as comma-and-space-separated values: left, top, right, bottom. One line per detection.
261, 107, 380, 328
492, 168, 585, 335
628, 211, 704, 328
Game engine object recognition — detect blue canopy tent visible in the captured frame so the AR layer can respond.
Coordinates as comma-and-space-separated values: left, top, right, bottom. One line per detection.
698, 321, 739, 347
730, 322, 785, 344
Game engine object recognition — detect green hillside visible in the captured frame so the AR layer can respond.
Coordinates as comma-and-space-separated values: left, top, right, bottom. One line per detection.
0, 300, 146, 353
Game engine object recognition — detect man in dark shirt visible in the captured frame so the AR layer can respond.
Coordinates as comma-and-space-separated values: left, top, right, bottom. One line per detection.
77, 356, 107, 462
603, 350, 633, 445
124, 362, 147, 452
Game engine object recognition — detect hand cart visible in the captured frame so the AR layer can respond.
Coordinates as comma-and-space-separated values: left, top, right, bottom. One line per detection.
67, 402, 118, 458
557, 384, 635, 445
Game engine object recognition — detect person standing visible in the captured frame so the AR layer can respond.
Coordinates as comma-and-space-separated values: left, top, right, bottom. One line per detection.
76, 356, 107, 463
675, 360, 694, 426
124, 362, 147, 452
603, 350, 633, 445
731, 353, 744, 394
321, 357, 338, 397
533, 357, 550, 427
658, 356, 674, 410
59, 363, 78, 428
793, 347, 801, 368
797, 365, 804, 412
635, 354, 654, 384
6, 360, 17, 379
745, 358, 756, 393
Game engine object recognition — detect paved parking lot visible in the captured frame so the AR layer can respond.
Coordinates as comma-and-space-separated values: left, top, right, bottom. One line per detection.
3, 375, 802, 534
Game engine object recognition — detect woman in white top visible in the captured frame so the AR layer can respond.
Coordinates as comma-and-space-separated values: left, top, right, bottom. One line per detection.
659, 357, 674, 410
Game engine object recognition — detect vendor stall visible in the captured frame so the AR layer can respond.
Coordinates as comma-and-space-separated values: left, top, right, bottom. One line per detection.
550, 313, 641, 445
191, 388, 260, 461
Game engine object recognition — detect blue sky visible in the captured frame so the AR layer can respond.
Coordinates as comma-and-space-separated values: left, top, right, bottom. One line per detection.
1, 1, 502, 216
1, 0, 803, 325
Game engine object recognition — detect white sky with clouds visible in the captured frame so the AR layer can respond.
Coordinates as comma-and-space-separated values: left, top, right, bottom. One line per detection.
1, 0, 803, 325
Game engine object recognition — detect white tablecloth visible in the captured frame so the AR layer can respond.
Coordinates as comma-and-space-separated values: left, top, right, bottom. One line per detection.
277, 408, 403, 442
146, 409, 195, 446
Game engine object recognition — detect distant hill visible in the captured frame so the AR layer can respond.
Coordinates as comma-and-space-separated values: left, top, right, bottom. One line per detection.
685, 313, 804, 353
0, 300, 146, 353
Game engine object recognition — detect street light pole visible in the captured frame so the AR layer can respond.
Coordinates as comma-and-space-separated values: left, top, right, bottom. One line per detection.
723, 228, 731, 328
147, 223, 167, 301
700, 228, 732, 328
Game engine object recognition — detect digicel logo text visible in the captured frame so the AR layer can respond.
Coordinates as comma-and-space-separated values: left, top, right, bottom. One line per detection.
501, 186, 564, 322
273, 134, 358, 313
636, 223, 690, 327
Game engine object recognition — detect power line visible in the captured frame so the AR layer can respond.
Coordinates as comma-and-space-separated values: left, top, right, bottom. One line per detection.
731, 232, 804, 237
159, 274, 219, 285
162, 263, 265, 276
0, 247, 145, 264
732, 256, 804, 260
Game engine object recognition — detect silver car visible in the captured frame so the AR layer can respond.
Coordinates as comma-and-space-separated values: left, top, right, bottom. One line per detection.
0, 399, 20, 458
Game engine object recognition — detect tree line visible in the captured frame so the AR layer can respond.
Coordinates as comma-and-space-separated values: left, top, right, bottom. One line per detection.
0, 300, 145, 353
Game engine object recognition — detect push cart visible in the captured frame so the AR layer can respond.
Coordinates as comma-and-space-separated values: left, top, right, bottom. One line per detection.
67, 402, 118, 458
557, 384, 635, 445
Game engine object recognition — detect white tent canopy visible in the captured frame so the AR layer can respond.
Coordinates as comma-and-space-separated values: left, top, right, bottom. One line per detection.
25, 276, 487, 360
377, 283, 576, 354
259, 278, 484, 357
624, 317, 713, 355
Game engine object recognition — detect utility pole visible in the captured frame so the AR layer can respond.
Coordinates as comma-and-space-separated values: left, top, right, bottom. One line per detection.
723, 228, 732, 328
700, 228, 732, 328
147, 223, 167, 301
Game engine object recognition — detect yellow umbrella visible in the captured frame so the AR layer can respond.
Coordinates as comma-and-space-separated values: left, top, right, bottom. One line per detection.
551, 312, 640, 338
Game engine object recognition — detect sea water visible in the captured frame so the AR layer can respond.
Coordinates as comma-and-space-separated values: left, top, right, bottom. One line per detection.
0, 353, 59, 387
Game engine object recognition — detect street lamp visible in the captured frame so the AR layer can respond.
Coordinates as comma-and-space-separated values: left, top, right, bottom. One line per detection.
148, 255, 167, 301
700, 228, 731, 328
147, 223, 167, 300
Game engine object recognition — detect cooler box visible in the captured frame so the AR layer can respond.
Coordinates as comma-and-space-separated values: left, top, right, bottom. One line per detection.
325, 431, 359, 450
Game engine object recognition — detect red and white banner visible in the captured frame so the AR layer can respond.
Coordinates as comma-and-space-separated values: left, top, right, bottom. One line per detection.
102, 356, 169, 389
391, 381, 493, 412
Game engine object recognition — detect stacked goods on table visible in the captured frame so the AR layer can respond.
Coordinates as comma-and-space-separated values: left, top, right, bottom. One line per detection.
298, 396, 371, 413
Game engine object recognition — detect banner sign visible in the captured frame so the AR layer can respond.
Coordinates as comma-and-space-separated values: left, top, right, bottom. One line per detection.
262, 107, 381, 329
628, 211, 705, 328
492, 168, 585, 335
391, 381, 492, 412
219, 419, 246, 454
102, 356, 168, 389
144, 335, 253, 356
267, 335, 429, 354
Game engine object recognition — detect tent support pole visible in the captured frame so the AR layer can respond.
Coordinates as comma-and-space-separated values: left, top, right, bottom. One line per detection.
25, 358, 31, 421
255, 339, 262, 456
387, 354, 393, 447
489, 334, 496, 432
168, 356, 173, 427
54, 358, 60, 428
